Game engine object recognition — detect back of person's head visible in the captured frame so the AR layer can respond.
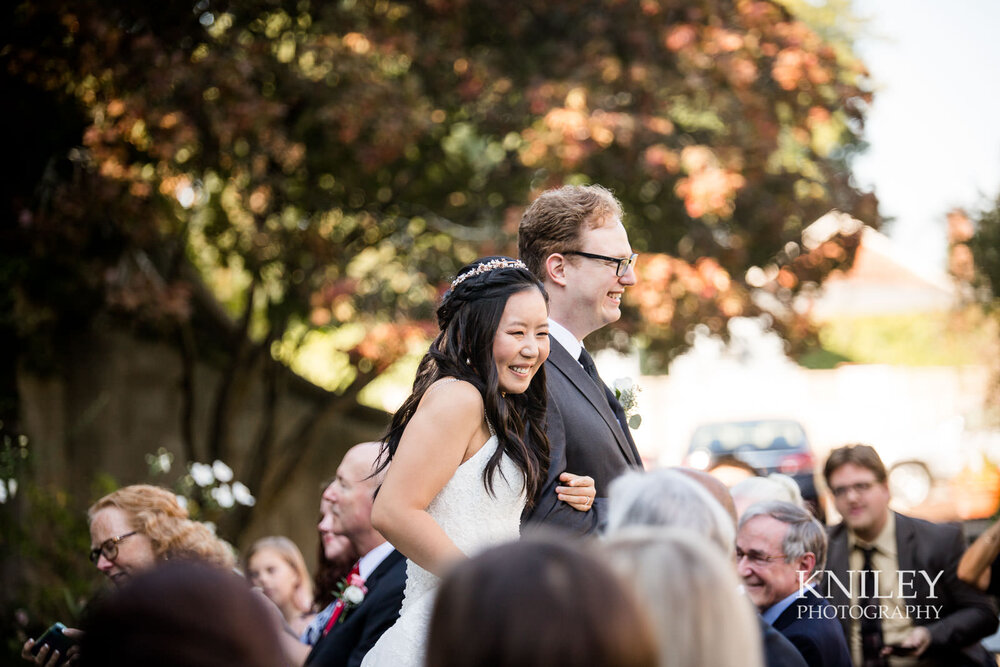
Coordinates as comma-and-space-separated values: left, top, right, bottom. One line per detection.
738, 500, 828, 573
731, 473, 804, 517
427, 536, 657, 667
606, 468, 735, 555
602, 527, 764, 667
518, 184, 623, 280
672, 466, 739, 526
89, 484, 235, 569
822, 443, 887, 486
79, 561, 286, 667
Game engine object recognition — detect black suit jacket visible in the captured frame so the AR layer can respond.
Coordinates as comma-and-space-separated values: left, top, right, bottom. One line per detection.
760, 615, 810, 667
826, 512, 998, 666
306, 549, 406, 667
772, 595, 852, 667
522, 337, 642, 534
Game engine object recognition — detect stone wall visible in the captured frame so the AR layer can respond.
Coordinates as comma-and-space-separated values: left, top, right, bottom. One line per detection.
17, 328, 388, 568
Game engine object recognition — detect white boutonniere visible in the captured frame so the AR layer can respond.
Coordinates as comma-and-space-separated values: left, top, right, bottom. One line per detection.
613, 378, 642, 429
334, 573, 368, 622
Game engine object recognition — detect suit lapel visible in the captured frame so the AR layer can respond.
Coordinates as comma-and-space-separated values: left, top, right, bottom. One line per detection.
361, 549, 404, 594
773, 596, 811, 632
332, 549, 403, 630
894, 512, 916, 574
826, 524, 851, 609
548, 338, 639, 466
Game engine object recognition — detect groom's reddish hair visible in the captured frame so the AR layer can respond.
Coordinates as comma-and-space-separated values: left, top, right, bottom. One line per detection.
518, 184, 623, 281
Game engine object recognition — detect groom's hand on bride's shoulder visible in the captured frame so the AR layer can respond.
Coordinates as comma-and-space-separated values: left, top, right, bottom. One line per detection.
556, 472, 596, 512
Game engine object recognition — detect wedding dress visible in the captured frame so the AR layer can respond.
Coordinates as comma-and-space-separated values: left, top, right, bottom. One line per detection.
361, 433, 525, 666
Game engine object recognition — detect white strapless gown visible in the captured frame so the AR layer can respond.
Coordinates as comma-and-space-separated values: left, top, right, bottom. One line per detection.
361, 435, 524, 667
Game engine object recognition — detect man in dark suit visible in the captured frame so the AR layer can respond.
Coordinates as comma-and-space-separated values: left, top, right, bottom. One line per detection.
305, 442, 406, 667
823, 444, 997, 666
518, 184, 643, 534
737, 500, 852, 667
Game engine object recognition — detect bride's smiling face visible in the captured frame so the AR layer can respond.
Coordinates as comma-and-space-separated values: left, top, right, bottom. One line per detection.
492, 287, 549, 395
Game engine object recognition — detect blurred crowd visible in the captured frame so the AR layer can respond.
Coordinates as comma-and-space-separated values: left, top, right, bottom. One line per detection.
18, 442, 1000, 667
17, 186, 1000, 667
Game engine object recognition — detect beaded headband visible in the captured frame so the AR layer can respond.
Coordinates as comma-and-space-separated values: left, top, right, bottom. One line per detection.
450, 258, 529, 289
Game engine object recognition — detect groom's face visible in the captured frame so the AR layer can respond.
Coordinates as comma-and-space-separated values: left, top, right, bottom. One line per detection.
560, 216, 636, 338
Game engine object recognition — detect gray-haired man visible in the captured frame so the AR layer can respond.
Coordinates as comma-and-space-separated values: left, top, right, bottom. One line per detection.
737, 501, 851, 667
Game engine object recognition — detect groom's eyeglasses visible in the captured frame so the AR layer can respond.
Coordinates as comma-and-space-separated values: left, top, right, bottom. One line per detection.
563, 251, 638, 277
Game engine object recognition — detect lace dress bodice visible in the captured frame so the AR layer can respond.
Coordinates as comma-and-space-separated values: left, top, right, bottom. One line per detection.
361, 434, 525, 666
400, 434, 525, 611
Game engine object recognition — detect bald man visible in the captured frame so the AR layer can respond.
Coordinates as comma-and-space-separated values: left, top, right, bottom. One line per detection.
306, 443, 406, 667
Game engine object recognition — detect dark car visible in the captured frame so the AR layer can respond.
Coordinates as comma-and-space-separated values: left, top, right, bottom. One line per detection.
684, 418, 822, 519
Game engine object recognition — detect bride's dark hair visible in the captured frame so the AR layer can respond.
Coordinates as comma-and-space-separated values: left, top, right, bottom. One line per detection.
376, 256, 550, 506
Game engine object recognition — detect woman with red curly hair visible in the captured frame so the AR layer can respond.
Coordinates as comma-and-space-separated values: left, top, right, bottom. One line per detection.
86, 484, 235, 587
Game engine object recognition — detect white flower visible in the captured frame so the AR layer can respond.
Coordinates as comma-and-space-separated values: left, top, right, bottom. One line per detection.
211, 483, 235, 508
212, 460, 234, 483
158, 452, 173, 474
232, 481, 256, 506
175, 494, 189, 510
613, 377, 642, 429
343, 585, 365, 605
0, 481, 7, 504
7, 478, 16, 498
190, 462, 215, 487
613, 377, 635, 393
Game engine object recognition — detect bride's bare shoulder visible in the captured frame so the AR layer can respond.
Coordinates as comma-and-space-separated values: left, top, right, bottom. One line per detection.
419, 378, 484, 415
409, 379, 487, 448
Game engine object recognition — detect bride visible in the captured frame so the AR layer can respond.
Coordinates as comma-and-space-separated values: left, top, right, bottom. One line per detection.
362, 256, 595, 666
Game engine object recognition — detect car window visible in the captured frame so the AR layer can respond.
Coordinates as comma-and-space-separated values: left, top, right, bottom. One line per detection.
689, 420, 807, 452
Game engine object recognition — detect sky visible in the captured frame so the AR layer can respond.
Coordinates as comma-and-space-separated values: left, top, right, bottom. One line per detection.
850, 0, 1000, 270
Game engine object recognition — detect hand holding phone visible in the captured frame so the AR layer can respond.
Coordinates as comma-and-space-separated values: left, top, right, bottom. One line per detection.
24, 622, 80, 666
884, 643, 918, 656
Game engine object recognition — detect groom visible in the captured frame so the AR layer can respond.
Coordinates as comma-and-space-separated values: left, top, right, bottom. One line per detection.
306, 442, 406, 667
519, 184, 644, 535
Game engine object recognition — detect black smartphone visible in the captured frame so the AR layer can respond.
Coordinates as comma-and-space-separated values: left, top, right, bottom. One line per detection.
30, 622, 76, 664
885, 643, 917, 656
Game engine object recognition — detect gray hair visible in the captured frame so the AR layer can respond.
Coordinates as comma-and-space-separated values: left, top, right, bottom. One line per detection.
607, 469, 735, 555
603, 527, 764, 667
732, 474, 803, 506
738, 500, 827, 572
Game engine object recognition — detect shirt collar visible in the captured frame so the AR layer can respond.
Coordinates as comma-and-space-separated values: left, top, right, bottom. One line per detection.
847, 510, 896, 558
548, 318, 582, 360
761, 588, 805, 625
358, 541, 395, 579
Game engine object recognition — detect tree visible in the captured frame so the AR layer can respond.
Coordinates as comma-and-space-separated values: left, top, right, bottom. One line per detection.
967, 199, 1000, 306
963, 197, 1000, 427
2, 0, 876, 535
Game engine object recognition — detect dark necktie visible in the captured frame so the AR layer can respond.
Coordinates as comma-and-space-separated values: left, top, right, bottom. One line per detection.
577, 347, 603, 388
859, 546, 887, 667
578, 348, 639, 463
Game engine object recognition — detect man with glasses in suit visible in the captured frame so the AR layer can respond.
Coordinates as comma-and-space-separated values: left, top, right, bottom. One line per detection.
824, 444, 997, 666
737, 501, 852, 667
518, 184, 643, 535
